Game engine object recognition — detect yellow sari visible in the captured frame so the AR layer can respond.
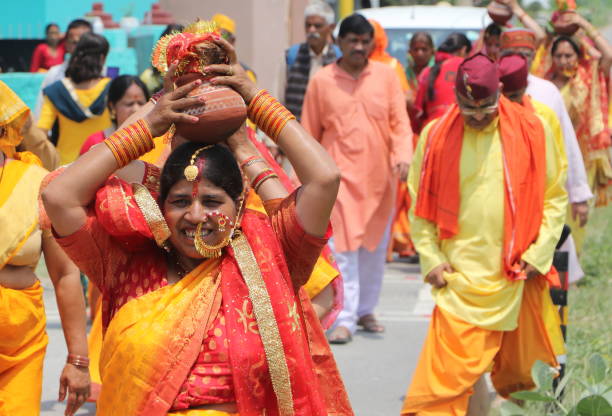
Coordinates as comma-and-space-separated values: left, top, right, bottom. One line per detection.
0, 81, 49, 416
98, 259, 223, 415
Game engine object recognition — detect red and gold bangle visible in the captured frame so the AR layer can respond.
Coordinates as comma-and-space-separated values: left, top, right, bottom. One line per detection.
251, 168, 278, 192
247, 89, 295, 143
254, 172, 278, 193
103, 119, 155, 168
150, 89, 165, 104
67, 354, 90, 368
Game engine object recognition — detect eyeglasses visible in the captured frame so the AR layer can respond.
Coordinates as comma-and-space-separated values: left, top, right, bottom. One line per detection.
457, 93, 500, 116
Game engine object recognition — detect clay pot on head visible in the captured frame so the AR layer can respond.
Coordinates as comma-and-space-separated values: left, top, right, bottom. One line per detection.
551, 11, 579, 36
173, 73, 247, 144
487, 1, 513, 26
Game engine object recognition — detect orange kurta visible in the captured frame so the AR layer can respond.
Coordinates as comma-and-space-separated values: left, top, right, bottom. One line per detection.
301, 61, 413, 252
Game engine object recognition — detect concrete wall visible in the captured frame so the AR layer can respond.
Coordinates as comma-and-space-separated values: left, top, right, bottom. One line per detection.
160, 0, 310, 97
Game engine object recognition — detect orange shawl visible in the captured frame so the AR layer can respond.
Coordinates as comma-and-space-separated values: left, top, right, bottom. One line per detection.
415, 97, 547, 281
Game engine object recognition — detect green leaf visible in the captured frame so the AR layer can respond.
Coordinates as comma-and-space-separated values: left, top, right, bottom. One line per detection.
604, 389, 612, 406
511, 390, 555, 402
590, 384, 610, 396
532, 360, 555, 391
555, 368, 574, 399
589, 354, 607, 384
500, 400, 526, 416
576, 395, 612, 416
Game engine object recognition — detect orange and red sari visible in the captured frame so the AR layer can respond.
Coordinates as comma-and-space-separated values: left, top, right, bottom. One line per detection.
55, 170, 353, 415
535, 40, 612, 208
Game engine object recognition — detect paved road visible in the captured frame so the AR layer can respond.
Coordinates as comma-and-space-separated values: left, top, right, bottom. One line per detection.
39, 259, 433, 416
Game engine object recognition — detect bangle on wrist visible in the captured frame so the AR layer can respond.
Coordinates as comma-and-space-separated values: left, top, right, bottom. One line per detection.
247, 89, 296, 143
67, 354, 90, 369
103, 119, 155, 168
240, 156, 265, 169
150, 89, 165, 104
251, 169, 278, 192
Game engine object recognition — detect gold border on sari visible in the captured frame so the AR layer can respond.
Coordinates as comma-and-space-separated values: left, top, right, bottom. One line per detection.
132, 183, 171, 247
231, 234, 294, 416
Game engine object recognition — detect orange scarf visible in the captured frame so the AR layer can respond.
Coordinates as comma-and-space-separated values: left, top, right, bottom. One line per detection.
415, 97, 547, 281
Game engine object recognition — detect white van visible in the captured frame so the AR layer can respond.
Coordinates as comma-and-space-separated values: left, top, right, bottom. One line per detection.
356, 5, 492, 67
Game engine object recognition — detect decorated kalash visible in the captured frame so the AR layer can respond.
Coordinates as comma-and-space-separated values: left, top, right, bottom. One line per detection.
151, 20, 247, 143
42, 20, 353, 415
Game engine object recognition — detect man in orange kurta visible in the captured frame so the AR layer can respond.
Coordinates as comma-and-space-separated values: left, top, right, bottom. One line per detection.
301, 14, 413, 343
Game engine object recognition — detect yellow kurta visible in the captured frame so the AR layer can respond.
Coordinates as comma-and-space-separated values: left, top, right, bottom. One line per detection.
37, 78, 112, 165
409, 115, 567, 331
530, 99, 569, 357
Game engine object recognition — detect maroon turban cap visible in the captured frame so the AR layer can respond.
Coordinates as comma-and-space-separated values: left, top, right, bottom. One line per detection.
499, 53, 529, 93
455, 53, 499, 100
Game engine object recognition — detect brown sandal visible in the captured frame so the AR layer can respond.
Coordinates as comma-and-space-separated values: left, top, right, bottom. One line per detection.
357, 314, 385, 333
328, 326, 353, 344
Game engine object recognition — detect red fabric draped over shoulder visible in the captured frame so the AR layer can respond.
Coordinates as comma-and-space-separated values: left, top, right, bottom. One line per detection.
415, 97, 548, 281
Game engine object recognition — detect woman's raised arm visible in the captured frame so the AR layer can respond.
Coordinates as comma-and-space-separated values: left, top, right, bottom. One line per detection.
43, 65, 203, 237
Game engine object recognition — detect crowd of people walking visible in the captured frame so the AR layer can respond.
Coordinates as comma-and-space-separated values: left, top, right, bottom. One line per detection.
1, 0, 610, 414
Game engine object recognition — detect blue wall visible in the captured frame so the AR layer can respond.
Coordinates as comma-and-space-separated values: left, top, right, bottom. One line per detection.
0, 24, 167, 110
0, 73, 45, 110
0, 0, 157, 38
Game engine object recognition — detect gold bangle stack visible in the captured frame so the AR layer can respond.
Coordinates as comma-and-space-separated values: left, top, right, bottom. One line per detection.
248, 89, 296, 143
104, 119, 155, 168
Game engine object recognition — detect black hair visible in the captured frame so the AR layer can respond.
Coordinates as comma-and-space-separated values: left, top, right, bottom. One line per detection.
427, 32, 472, 101
410, 31, 434, 49
338, 14, 373, 38
66, 19, 93, 33
107, 75, 150, 107
159, 143, 244, 206
161, 23, 184, 38
552, 35, 581, 58
45, 23, 59, 34
65, 33, 109, 84
484, 23, 502, 39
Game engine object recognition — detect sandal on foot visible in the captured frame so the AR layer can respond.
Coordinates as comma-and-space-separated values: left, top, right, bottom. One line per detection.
357, 314, 385, 333
328, 326, 353, 344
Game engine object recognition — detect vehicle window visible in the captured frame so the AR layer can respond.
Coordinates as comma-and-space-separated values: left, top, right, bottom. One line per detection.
386, 28, 481, 67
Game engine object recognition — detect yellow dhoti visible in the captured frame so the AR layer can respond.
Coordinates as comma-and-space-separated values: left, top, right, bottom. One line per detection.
0, 281, 48, 416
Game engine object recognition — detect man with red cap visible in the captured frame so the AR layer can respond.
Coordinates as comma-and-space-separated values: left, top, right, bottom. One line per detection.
401, 53, 568, 415
501, 29, 592, 272
498, 50, 569, 377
